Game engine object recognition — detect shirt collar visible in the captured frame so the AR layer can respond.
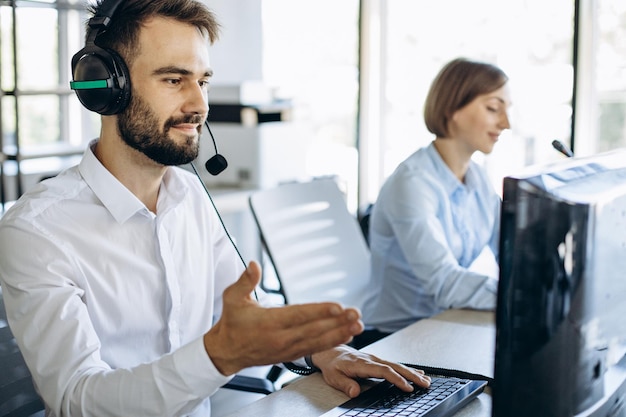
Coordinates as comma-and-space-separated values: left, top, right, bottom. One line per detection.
426, 141, 480, 198
426, 142, 463, 196
78, 140, 189, 223
157, 166, 189, 216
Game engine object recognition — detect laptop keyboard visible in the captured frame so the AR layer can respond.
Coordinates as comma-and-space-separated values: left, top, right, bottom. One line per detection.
321, 376, 487, 417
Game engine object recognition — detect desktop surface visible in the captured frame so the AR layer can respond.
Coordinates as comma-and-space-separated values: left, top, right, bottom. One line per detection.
223, 310, 495, 417
319, 374, 488, 417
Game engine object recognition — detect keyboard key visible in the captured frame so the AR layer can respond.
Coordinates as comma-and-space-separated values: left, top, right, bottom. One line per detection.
321, 376, 487, 417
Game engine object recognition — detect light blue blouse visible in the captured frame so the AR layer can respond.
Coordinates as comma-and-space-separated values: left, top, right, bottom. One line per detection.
362, 142, 500, 333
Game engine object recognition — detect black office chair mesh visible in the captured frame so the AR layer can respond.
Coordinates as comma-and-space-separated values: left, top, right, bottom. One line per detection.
0, 287, 45, 417
358, 203, 374, 247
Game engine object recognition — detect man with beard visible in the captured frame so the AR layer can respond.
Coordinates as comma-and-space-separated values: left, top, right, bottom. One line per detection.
0, 0, 430, 416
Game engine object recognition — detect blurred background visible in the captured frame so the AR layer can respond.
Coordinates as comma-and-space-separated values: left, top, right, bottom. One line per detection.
1, 0, 625, 213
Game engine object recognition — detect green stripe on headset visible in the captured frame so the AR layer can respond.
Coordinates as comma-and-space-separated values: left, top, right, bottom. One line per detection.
70, 79, 109, 90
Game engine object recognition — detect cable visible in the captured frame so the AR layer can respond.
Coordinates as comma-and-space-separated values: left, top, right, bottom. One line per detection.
189, 161, 258, 301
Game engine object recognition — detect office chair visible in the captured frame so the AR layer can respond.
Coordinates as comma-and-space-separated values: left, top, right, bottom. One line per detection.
0, 287, 45, 417
248, 178, 371, 309
227, 178, 373, 396
357, 203, 374, 247
222, 373, 277, 395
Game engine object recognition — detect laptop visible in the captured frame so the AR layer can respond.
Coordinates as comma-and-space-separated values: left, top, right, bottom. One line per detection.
320, 364, 488, 417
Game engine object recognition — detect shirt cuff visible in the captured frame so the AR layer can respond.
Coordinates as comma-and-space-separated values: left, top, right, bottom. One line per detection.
172, 337, 233, 397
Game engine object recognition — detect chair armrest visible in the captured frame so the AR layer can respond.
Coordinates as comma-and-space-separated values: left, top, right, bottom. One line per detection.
222, 374, 275, 395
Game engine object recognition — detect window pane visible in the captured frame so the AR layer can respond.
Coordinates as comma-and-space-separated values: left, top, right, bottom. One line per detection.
1, 95, 16, 147
16, 7, 60, 91
596, 0, 626, 152
18, 95, 60, 147
1, 5, 16, 91
2, 1, 96, 206
262, 0, 360, 205
379, 0, 574, 194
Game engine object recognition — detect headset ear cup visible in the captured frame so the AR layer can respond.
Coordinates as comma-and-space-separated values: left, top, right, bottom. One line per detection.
106, 48, 132, 114
72, 46, 131, 115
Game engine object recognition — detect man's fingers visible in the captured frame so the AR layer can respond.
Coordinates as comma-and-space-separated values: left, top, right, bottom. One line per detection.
243, 304, 363, 360
269, 320, 362, 361
224, 261, 262, 301
329, 377, 363, 398
271, 306, 363, 346
275, 303, 361, 328
342, 357, 431, 392
215, 270, 364, 371
243, 261, 262, 288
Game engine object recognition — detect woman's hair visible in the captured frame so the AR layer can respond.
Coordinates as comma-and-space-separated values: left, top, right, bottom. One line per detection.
86, 0, 221, 67
423, 58, 508, 138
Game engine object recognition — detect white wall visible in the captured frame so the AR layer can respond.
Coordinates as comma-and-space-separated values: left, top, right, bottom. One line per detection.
203, 0, 264, 84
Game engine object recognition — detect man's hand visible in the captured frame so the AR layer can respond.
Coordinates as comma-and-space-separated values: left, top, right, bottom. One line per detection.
203, 261, 364, 375
311, 345, 432, 398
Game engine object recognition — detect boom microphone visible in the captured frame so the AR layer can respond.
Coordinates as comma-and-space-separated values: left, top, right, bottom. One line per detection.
203, 119, 228, 175
552, 139, 574, 158
188, 120, 258, 300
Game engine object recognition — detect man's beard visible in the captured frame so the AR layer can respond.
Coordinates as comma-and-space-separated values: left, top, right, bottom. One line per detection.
117, 94, 202, 166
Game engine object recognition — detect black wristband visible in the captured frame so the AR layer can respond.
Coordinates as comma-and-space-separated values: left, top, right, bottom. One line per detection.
284, 356, 320, 375
305, 355, 318, 370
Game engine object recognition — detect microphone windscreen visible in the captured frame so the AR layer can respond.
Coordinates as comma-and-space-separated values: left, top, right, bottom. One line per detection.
205, 154, 228, 176
551, 139, 574, 157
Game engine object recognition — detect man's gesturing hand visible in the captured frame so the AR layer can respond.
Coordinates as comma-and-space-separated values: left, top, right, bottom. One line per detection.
203, 261, 364, 375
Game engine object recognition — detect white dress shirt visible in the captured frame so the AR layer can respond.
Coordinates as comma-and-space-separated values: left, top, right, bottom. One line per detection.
362, 142, 500, 333
0, 140, 243, 416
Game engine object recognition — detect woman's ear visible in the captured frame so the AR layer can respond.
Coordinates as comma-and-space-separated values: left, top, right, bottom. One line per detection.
446, 111, 458, 136
450, 109, 459, 123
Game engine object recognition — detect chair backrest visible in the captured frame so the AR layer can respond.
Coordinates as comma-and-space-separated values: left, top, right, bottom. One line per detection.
249, 179, 370, 309
357, 203, 374, 247
0, 287, 45, 417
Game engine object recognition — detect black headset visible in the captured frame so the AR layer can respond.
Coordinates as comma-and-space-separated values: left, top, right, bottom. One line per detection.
70, 0, 228, 176
70, 0, 130, 115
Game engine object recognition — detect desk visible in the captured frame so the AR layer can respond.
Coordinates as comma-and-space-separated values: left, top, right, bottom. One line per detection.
224, 309, 495, 417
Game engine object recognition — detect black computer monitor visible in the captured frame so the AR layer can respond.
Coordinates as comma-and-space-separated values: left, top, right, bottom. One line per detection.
492, 149, 626, 417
